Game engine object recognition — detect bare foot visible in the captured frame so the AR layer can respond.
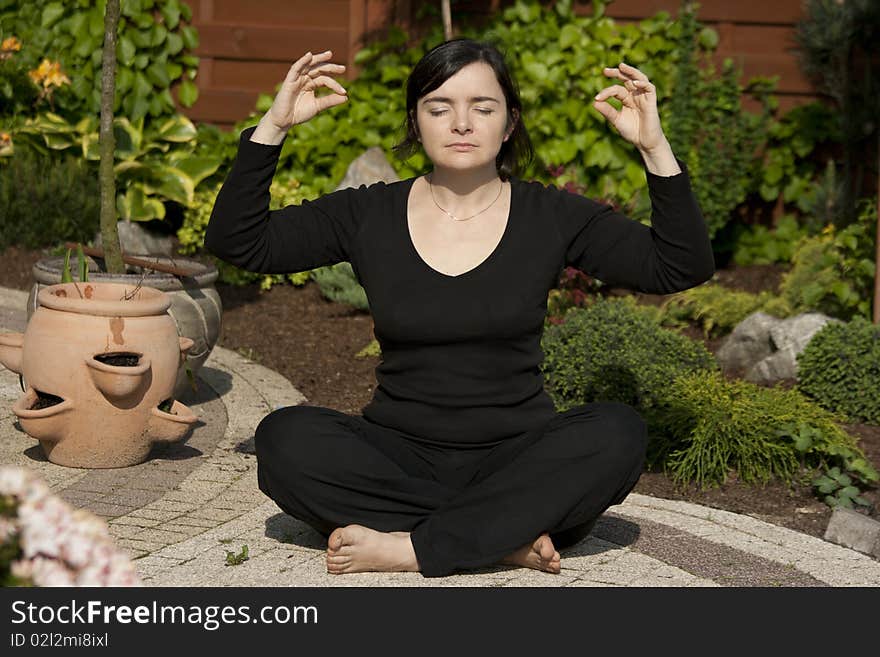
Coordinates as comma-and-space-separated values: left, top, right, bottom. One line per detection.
326, 525, 420, 574
500, 533, 561, 574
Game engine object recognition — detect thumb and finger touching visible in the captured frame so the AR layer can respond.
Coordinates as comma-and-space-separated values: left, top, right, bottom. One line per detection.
271, 50, 348, 128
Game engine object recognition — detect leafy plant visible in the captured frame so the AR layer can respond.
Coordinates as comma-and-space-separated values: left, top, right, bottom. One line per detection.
540, 296, 717, 414
60, 244, 88, 283
224, 544, 249, 566
178, 184, 315, 290
796, 316, 880, 424
311, 262, 369, 311
651, 371, 878, 503
0, 0, 200, 123
812, 466, 870, 509
665, 1, 773, 240
14, 112, 221, 222
795, 0, 879, 226
757, 102, 840, 219
545, 266, 601, 325
0, 143, 100, 249
659, 282, 792, 338
732, 215, 812, 266
779, 198, 876, 320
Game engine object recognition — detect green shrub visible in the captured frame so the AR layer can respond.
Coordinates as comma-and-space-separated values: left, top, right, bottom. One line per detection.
665, 2, 773, 239
0, 47, 39, 119
310, 262, 368, 311
651, 371, 878, 505
732, 215, 812, 266
178, 184, 311, 290
797, 317, 880, 424
757, 103, 840, 218
779, 198, 876, 320
0, 144, 99, 249
659, 282, 792, 337
540, 296, 717, 414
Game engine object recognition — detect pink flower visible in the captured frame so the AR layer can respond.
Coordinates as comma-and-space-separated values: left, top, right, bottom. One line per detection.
0, 466, 141, 587
27, 556, 76, 587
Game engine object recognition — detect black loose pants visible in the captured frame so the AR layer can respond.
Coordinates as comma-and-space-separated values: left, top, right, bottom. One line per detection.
255, 401, 647, 577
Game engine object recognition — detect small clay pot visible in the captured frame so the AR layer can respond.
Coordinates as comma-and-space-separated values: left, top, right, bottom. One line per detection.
0, 282, 197, 468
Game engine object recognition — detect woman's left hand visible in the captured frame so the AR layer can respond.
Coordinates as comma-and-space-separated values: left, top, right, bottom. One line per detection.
593, 62, 666, 153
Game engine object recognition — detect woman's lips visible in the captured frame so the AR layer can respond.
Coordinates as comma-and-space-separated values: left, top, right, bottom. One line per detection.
449, 144, 476, 151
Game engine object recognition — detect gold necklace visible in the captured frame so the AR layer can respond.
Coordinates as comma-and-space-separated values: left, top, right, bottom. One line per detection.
427, 174, 504, 222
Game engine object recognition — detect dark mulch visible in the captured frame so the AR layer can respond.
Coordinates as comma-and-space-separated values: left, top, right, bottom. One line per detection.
2, 246, 877, 541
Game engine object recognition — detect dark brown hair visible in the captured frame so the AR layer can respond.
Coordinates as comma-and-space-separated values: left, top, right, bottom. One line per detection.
392, 38, 533, 180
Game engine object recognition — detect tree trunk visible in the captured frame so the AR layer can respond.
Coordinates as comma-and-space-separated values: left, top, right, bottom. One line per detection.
99, 0, 124, 275
442, 0, 453, 41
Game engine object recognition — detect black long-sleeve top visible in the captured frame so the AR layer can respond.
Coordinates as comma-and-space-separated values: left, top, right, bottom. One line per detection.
205, 127, 715, 447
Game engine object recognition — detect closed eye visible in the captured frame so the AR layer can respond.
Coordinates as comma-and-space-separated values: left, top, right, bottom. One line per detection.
428, 109, 494, 116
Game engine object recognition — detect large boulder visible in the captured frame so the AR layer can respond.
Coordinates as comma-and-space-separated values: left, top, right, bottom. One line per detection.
335, 147, 400, 191
716, 311, 840, 385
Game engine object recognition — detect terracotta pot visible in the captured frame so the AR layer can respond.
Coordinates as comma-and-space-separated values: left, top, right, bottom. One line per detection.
29, 256, 221, 401
0, 282, 197, 468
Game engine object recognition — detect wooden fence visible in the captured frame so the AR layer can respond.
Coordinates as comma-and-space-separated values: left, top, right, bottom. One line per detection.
183, 0, 817, 129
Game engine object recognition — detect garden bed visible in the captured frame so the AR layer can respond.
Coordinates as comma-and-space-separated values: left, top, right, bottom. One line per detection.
1, 246, 877, 542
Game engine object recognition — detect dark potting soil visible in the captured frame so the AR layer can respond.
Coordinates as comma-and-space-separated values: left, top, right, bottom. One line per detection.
31, 390, 64, 410
94, 353, 140, 367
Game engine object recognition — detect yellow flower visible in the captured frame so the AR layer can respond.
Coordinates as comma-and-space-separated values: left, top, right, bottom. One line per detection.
28, 59, 71, 89
0, 132, 12, 157
1, 36, 21, 52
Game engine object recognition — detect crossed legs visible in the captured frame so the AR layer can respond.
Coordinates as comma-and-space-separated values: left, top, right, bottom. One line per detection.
255, 402, 646, 577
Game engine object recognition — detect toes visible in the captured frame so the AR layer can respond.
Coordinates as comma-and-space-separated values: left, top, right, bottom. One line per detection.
328, 528, 345, 551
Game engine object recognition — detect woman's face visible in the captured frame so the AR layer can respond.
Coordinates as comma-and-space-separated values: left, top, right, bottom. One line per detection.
414, 61, 516, 174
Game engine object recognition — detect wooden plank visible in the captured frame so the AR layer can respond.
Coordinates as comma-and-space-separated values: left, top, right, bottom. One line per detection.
186, 0, 201, 22
181, 88, 261, 125
741, 92, 817, 115
195, 24, 350, 60
597, 0, 804, 24
210, 0, 350, 26
727, 24, 800, 54
712, 52, 814, 94
209, 58, 352, 90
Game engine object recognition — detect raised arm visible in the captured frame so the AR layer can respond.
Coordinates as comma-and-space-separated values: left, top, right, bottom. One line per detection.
204, 50, 358, 274
557, 61, 714, 293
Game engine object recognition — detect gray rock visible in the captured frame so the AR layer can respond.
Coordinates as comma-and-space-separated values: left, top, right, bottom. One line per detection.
824, 507, 880, 559
745, 312, 838, 385
94, 220, 175, 256
769, 312, 837, 353
335, 147, 400, 191
745, 347, 799, 383
718, 311, 838, 385
716, 312, 780, 372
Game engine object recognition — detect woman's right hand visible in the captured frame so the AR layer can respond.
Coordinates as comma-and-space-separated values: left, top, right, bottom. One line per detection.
252, 50, 347, 144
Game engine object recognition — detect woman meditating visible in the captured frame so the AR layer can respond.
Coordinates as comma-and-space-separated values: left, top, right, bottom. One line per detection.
205, 39, 714, 577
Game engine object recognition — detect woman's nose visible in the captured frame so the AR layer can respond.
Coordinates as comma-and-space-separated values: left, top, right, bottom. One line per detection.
453, 114, 472, 133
